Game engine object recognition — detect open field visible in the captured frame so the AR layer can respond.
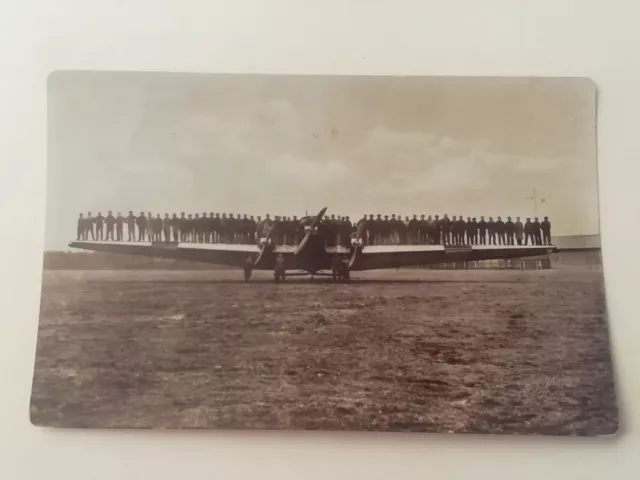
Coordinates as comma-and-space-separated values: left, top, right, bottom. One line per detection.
30, 264, 618, 435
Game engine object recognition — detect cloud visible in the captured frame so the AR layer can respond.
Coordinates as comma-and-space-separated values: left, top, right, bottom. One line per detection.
349, 126, 565, 192
268, 154, 349, 186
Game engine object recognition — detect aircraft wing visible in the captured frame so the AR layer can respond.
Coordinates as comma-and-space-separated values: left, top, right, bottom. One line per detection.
68, 241, 263, 268
349, 244, 558, 271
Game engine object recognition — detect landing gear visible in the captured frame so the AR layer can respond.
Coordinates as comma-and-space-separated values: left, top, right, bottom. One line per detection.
332, 257, 350, 282
332, 269, 350, 282
274, 269, 286, 283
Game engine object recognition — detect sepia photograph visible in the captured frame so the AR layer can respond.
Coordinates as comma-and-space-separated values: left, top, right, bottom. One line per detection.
31, 72, 617, 435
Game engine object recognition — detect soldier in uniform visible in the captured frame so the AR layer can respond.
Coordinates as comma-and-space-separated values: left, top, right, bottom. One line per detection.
192, 213, 200, 243
264, 214, 274, 241
205, 213, 213, 243
524, 218, 534, 245
146, 212, 154, 242
148, 214, 156, 242
465, 217, 473, 245
186, 214, 194, 242
373, 214, 382, 244
437, 214, 447, 245
104, 211, 116, 241
417, 215, 426, 244
344, 216, 353, 247
202, 213, 211, 243
398, 215, 406, 244
384, 215, 394, 244
477, 216, 487, 245
115, 212, 124, 241
218, 213, 228, 243
505, 217, 515, 245
212, 213, 221, 243
514, 217, 524, 245
255, 215, 267, 242
237, 214, 247, 244
249, 215, 258, 244
230, 213, 239, 243
495, 216, 505, 245
178, 212, 187, 242
94, 212, 105, 240
541, 217, 552, 245
337, 215, 344, 242
126, 211, 136, 241
421, 215, 429, 244
203, 213, 212, 242
163, 213, 171, 242
199, 212, 208, 243
388, 214, 397, 244
289, 216, 298, 245
256, 215, 265, 243
76, 213, 85, 240
136, 212, 146, 242
469, 217, 478, 245
340, 215, 349, 246
286, 216, 294, 245
532, 217, 542, 245
367, 214, 375, 245
405, 215, 416, 245
153, 214, 163, 242
450, 216, 458, 245
230, 213, 240, 243
84, 211, 95, 240
275, 216, 287, 246
458, 216, 466, 245
170, 213, 180, 242
356, 215, 368, 246
487, 217, 496, 245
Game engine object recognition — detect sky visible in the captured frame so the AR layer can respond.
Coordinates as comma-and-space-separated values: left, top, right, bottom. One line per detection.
46, 72, 599, 250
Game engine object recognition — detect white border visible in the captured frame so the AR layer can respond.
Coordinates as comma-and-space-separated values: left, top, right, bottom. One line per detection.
1, 1, 637, 479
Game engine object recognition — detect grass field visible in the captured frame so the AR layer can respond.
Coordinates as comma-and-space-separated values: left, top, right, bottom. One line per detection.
30, 265, 618, 435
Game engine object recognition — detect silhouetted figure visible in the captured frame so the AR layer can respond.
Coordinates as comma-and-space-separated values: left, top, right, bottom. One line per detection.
115, 212, 124, 241
105, 211, 116, 241
136, 212, 146, 242
77, 213, 85, 240
541, 217, 552, 245
126, 211, 136, 241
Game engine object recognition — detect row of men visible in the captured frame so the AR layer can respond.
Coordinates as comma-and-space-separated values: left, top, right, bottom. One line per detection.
76, 211, 552, 246
355, 214, 552, 246
77, 211, 316, 245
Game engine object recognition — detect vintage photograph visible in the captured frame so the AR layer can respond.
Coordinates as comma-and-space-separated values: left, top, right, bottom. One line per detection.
31, 72, 617, 435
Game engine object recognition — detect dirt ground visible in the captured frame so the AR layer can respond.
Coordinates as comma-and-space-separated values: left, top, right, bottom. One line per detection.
30, 265, 618, 435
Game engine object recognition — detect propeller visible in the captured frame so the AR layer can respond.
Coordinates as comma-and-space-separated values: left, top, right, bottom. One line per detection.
309, 207, 327, 231
295, 207, 327, 255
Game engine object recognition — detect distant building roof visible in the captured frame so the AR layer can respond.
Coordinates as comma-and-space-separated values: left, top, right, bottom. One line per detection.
552, 234, 600, 250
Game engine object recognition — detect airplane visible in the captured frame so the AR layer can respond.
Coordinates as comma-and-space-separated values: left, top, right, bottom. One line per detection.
69, 207, 558, 281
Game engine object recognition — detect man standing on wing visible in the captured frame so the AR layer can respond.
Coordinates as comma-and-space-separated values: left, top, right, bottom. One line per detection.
514, 217, 524, 245
541, 216, 552, 245
105, 211, 116, 241
115, 212, 124, 241
126, 211, 136, 241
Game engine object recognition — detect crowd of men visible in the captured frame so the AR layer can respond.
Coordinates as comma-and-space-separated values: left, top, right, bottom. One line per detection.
355, 214, 552, 246
76, 211, 305, 245
76, 211, 552, 247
